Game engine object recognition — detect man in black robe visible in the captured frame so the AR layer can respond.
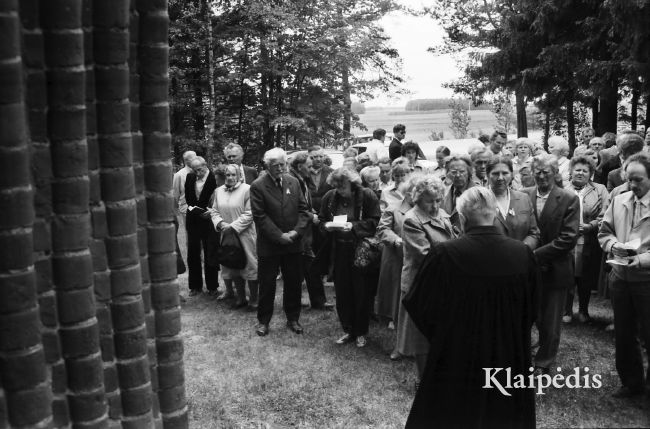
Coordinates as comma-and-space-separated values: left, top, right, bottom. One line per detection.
404, 187, 537, 429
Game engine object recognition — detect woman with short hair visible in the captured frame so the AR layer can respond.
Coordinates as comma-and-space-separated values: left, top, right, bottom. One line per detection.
563, 155, 609, 323
317, 168, 381, 348
210, 164, 258, 309
380, 158, 411, 211
512, 138, 534, 190
397, 175, 455, 384
487, 156, 539, 249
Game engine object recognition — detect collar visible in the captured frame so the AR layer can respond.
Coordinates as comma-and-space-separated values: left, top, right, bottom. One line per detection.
224, 181, 242, 192
536, 186, 553, 199
634, 190, 650, 207
464, 225, 500, 236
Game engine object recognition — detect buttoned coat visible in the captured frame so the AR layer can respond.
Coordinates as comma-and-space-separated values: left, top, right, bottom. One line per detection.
493, 189, 540, 249
442, 182, 476, 232
401, 206, 455, 293
376, 197, 413, 320
522, 185, 580, 289
308, 165, 333, 213
599, 190, 650, 281
250, 173, 311, 257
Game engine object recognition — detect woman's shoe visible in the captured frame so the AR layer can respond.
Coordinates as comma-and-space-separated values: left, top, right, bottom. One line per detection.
356, 336, 366, 348
576, 312, 590, 323
562, 314, 572, 323
389, 350, 402, 361
231, 300, 248, 309
335, 333, 353, 344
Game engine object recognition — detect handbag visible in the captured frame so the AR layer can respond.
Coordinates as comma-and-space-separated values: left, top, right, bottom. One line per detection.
353, 235, 382, 269
216, 228, 247, 269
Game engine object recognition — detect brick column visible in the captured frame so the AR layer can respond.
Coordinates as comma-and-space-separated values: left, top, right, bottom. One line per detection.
137, 0, 188, 427
92, 0, 155, 426
0, 1, 53, 427
41, 0, 108, 425
83, 0, 123, 425
20, 0, 72, 426
129, 2, 164, 426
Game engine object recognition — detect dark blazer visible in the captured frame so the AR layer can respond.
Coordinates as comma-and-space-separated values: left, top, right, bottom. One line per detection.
522, 185, 580, 289
596, 156, 621, 186
442, 182, 476, 233
185, 171, 218, 230
250, 173, 311, 257
606, 167, 625, 192
388, 138, 402, 160
493, 189, 540, 249
243, 165, 259, 185
308, 165, 333, 212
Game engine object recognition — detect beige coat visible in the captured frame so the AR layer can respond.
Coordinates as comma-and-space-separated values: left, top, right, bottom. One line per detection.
375, 197, 413, 320
400, 206, 455, 293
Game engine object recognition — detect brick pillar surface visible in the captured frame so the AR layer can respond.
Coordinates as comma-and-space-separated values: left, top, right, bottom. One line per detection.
0, 1, 53, 427
40, 0, 109, 426
20, 0, 72, 426
136, 0, 188, 427
92, 0, 155, 427
83, 0, 124, 426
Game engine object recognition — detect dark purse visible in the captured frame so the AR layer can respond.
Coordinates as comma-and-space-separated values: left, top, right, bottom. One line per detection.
216, 228, 247, 269
353, 235, 382, 269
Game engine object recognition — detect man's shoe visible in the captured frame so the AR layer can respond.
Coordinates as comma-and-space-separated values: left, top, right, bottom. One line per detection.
217, 292, 234, 301
612, 386, 644, 398
189, 290, 200, 297
247, 303, 258, 312
207, 289, 219, 296
287, 321, 303, 334
311, 302, 335, 311
356, 335, 367, 348
231, 300, 248, 309
256, 324, 269, 337
335, 333, 353, 344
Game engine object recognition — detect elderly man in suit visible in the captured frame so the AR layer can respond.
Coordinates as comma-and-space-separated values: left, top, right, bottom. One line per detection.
185, 156, 219, 296
522, 154, 580, 375
251, 148, 312, 336
224, 143, 258, 184
599, 152, 650, 398
606, 132, 645, 192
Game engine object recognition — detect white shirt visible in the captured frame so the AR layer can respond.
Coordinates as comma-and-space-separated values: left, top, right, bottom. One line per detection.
172, 166, 192, 214
365, 139, 387, 163
195, 174, 207, 198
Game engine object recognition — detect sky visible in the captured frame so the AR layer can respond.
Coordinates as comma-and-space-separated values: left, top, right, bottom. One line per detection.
361, 0, 461, 107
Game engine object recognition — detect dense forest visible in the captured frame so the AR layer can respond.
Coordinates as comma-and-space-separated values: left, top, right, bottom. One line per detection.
428, 0, 650, 150
169, 0, 403, 164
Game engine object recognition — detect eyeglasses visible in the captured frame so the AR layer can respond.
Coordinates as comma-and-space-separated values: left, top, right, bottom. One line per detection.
448, 170, 468, 176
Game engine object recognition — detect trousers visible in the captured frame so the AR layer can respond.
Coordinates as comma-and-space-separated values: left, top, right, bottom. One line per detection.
257, 252, 303, 325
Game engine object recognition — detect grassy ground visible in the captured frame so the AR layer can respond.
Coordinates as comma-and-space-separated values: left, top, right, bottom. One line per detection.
177, 232, 649, 428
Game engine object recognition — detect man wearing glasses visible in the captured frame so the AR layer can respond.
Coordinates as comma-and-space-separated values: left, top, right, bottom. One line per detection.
522, 154, 580, 375
442, 155, 476, 232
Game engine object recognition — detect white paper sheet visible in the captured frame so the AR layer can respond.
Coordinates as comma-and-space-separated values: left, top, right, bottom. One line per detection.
332, 214, 348, 225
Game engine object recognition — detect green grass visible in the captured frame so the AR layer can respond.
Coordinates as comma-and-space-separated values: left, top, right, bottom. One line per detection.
177, 231, 649, 428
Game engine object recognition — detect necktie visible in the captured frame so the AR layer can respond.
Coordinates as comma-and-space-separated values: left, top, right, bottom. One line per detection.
276, 178, 282, 189
633, 200, 641, 229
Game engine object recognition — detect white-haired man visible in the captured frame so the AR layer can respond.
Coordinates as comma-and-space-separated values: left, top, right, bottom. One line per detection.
251, 148, 312, 336
173, 150, 197, 222
224, 143, 258, 184
522, 154, 580, 375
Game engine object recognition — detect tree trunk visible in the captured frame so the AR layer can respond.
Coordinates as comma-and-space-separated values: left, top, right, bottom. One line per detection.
342, 66, 351, 139
515, 88, 527, 138
544, 109, 550, 150
646, 96, 650, 131
597, 79, 618, 135
591, 98, 599, 132
566, 92, 576, 154
631, 86, 639, 130
205, 0, 216, 145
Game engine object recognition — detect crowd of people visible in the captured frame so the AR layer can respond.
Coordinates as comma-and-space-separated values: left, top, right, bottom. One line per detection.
173, 124, 650, 426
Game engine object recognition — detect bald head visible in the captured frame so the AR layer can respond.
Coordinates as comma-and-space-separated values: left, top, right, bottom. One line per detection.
183, 151, 197, 167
